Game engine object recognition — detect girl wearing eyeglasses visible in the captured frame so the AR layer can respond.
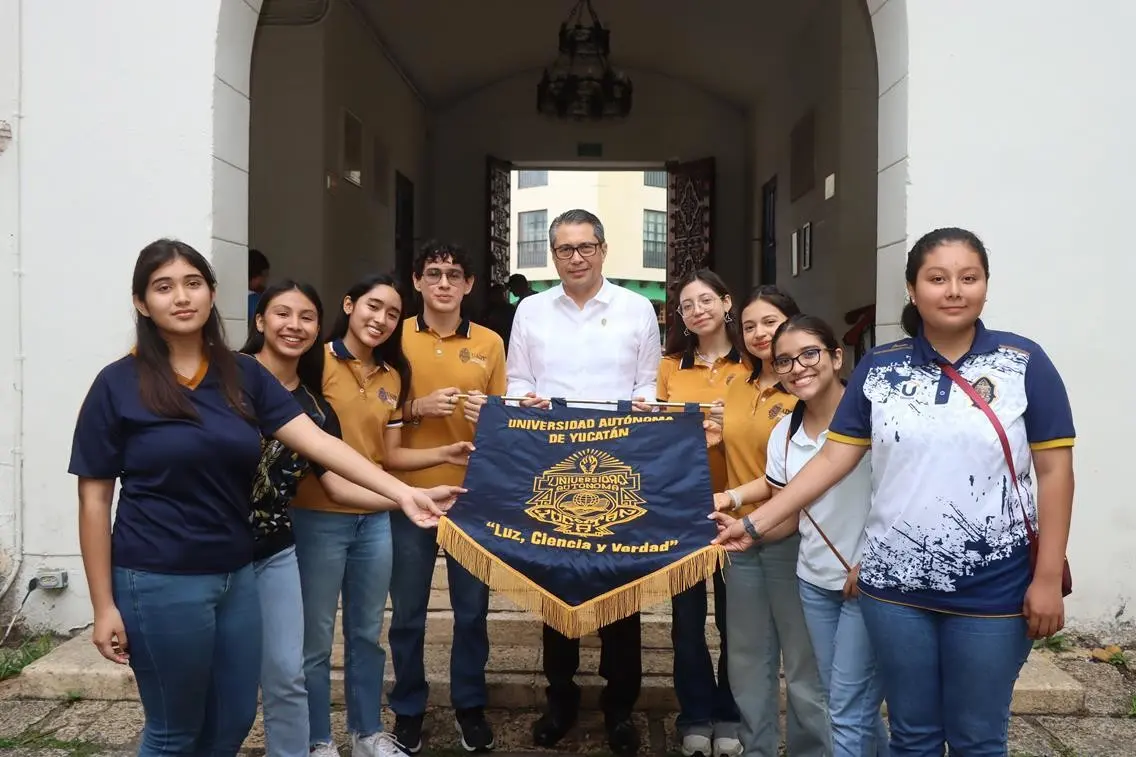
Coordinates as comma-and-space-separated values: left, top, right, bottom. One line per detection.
657, 269, 749, 757
705, 286, 830, 757
714, 314, 887, 757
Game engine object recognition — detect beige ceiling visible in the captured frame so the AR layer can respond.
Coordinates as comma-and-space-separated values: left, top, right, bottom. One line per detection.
353, 0, 825, 106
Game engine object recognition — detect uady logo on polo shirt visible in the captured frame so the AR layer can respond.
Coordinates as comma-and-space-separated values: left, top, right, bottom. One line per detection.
525, 449, 646, 538
377, 387, 400, 408
459, 347, 488, 367
971, 376, 997, 404
768, 403, 791, 420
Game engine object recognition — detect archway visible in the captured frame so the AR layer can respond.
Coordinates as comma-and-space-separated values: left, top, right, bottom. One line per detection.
213, 0, 909, 341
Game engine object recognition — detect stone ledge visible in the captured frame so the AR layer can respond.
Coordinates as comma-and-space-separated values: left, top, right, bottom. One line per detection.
16, 631, 1085, 717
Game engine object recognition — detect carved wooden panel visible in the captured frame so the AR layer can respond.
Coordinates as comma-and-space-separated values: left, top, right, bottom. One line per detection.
485, 156, 512, 287
666, 157, 715, 332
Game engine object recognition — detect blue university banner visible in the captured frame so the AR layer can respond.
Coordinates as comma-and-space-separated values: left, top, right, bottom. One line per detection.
436, 398, 724, 638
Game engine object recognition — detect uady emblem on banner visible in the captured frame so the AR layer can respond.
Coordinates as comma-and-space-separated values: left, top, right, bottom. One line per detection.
437, 398, 725, 638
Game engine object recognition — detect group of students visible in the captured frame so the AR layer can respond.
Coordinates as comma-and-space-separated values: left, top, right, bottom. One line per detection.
68, 215, 1074, 757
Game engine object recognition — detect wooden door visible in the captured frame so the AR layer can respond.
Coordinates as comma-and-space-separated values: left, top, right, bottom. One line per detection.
485, 156, 512, 288
665, 157, 715, 333
394, 171, 416, 314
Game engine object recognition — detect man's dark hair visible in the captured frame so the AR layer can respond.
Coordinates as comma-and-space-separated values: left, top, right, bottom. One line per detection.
413, 240, 472, 278
248, 248, 269, 280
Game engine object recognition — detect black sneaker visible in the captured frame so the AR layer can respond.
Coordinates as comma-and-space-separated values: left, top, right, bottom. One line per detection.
455, 707, 495, 752
392, 714, 424, 754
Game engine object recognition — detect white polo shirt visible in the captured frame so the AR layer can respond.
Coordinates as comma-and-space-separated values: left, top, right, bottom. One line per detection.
506, 278, 661, 407
829, 320, 1075, 616
766, 405, 872, 592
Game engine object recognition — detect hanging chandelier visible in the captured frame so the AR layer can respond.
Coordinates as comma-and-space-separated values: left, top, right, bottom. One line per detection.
536, 0, 633, 121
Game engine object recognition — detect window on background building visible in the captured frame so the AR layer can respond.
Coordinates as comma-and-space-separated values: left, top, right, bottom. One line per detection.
518, 210, 548, 268
643, 210, 667, 269
644, 170, 667, 188
517, 170, 549, 189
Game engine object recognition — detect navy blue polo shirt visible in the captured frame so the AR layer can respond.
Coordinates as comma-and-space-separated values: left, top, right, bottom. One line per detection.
829, 320, 1075, 615
69, 353, 303, 574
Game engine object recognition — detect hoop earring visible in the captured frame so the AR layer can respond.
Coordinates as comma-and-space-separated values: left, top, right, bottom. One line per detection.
724, 312, 734, 323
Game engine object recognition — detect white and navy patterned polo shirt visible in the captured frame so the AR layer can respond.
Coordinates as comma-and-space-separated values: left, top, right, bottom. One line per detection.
829, 320, 1075, 615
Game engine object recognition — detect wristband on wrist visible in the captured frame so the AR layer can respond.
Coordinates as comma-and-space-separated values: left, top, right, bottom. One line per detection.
742, 516, 761, 542
726, 489, 742, 512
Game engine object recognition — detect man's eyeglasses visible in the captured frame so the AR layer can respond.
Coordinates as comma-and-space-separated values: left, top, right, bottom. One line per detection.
772, 347, 830, 374
677, 295, 724, 317
552, 242, 602, 261
422, 268, 466, 285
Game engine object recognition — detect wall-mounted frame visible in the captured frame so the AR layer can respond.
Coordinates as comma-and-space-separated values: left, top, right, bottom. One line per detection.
341, 109, 363, 187
802, 222, 812, 270
791, 230, 800, 277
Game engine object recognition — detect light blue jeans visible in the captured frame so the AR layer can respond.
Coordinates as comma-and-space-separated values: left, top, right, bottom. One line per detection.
724, 535, 831, 757
253, 545, 309, 757
798, 579, 889, 757
291, 508, 393, 745
860, 595, 1032, 757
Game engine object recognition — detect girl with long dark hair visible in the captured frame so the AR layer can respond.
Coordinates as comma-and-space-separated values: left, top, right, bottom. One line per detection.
707, 285, 830, 757
240, 280, 462, 757
290, 274, 467, 757
658, 269, 748, 757
69, 241, 445, 757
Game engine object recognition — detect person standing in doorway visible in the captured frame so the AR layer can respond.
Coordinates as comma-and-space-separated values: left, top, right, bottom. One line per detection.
507, 273, 536, 302
507, 209, 662, 756
249, 248, 270, 321
388, 242, 506, 754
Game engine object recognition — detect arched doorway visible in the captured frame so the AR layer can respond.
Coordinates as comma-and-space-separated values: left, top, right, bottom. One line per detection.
213, 0, 909, 341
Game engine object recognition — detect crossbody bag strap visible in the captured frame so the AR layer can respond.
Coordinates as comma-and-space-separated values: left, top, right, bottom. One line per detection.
784, 419, 853, 572
937, 362, 1037, 546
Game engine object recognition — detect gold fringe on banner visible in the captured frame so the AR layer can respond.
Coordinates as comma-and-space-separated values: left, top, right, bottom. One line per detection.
437, 518, 727, 638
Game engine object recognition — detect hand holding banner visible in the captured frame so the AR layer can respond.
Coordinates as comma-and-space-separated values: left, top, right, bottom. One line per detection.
437, 398, 725, 638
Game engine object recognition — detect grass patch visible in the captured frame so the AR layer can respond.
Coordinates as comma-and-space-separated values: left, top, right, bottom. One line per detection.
1033, 633, 1071, 653
0, 635, 56, 680
0, 732, 102, 757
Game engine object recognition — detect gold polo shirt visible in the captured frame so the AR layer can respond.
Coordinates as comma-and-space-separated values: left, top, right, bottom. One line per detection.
657, 348, 750, 492
721, 373, 797, 517
398, 314, 506, 489
291, 339, 403, 515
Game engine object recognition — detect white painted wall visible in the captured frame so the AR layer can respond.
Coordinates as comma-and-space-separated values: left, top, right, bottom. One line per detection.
899, 0, 1136, 635
250, 0, 429, 308
749, 0, 878, 341
13, 0, 226, 630
430, 69, 749, 307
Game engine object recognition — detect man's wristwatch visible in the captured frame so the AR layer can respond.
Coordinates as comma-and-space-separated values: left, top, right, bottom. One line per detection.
742, 516, 761, 542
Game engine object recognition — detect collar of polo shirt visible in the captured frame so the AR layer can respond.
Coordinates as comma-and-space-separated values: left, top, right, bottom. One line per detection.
329, 339, 389, 371
415, 313, 471, 338
910, 318, 998, 366
679, 346, 743, 371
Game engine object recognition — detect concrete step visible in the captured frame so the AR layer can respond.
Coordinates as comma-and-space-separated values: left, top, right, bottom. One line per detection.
16, 629, 1086, 717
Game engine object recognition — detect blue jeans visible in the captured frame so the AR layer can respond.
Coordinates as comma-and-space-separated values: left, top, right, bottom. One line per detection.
113, 564, 261, 757
859, 595, 1033, 757
253, 545, 308, 757
724, 536, 831, 757
798, 580, 888, 757
671, 569, 739, 734
291, 508, 393, 744
388, 511, 490, 714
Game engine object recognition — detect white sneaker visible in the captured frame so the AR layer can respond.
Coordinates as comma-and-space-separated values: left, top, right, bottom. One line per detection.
682, 733, 713, 757
352, 732, 406, 757
713, 736, 743, 757
310, 743, 340, 757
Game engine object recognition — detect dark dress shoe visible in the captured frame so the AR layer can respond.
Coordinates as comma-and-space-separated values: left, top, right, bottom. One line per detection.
606, 718, 639, 756
532, 704, 578, 747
